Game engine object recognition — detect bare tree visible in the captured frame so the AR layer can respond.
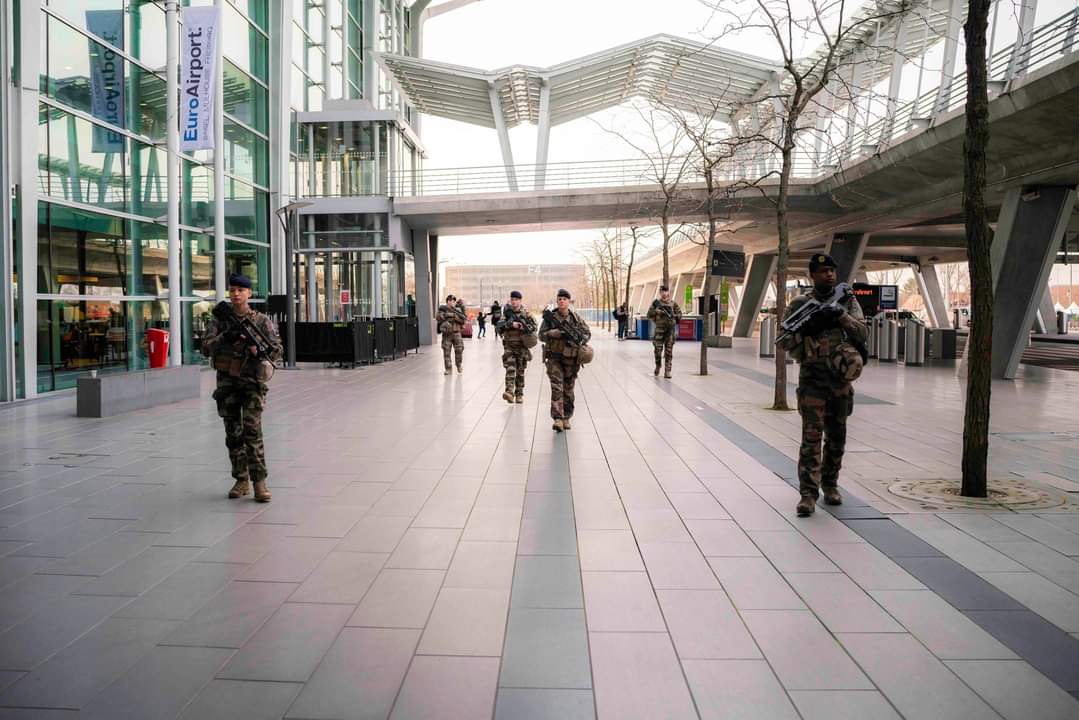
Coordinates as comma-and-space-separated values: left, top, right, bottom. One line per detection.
961, 0, 992, 497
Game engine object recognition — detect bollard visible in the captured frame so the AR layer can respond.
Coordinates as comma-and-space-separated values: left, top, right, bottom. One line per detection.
759, 316, 776, 358
868, 315, 879, 359
904, 318, 925, 366
878, 318, 898, 362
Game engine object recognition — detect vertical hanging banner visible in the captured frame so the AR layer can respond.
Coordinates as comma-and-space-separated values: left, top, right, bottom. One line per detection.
180, 6, 220, 152
86, 10, 124, 152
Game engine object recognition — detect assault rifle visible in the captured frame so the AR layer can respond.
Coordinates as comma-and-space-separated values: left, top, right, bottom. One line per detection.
501, 306, 536, 335
775, 282, 855, 348
650, 299, 674, 320
212, 302, 279, 361
541, 307, 587, 348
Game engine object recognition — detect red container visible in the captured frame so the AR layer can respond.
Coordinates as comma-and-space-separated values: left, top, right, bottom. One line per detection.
677, 318, 697, 340
147, 328, 169, 368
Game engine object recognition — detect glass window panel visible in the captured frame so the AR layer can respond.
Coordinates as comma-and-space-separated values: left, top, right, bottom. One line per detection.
347, 18, 361, 49
348, 0, 362, 21
127, 64, 167, 141
40, 108, 127, 212
222, 3, 268, 82
185, 300, 214, 365
329, 66, 343, 101
45, 16, 125, 131
182, 159, 214, 228
181, 230, 214, 295
307, 81, 323, 112
307, 6, 325, 44
225, 240, 269, 296
224, 179, 268, 243
329, 0, 344, 28
329, 29, 343, 66
291, 65, 306, 111
223, 119, 268, 187
292, 23, 306, 68
129, 1, 166, 70
129, 142, 167, 220
223, 60, 268, 133
308, 46, 325, 83
47, 0, 125, 50
232, 0, 269, 31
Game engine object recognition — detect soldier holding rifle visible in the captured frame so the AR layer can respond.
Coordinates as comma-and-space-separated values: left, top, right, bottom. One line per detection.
437, 294, 467, 375
497, 290, 538, 404
648, 285, 682, 378
539, 289, 592, 432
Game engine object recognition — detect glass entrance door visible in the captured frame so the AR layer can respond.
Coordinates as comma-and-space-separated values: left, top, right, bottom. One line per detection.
294, 249, 404, 321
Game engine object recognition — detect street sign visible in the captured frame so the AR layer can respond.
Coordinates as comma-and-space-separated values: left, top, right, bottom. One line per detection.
711, 249, 746, 277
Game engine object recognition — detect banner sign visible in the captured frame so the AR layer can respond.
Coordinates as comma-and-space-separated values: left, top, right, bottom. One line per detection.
180, 6, 220, 152
87, 10, 124, 152
719, 281, 730, 321
710, 249, 746, 278
684, 283, 693, 307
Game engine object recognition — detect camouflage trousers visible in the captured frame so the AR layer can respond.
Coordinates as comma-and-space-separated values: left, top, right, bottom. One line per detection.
213, 377, 269, 483
503, 345, 531, 397
796, 383, 853, 499
653, 328, 676, 369
546, 356, 580, 420
441, 332, 464, 370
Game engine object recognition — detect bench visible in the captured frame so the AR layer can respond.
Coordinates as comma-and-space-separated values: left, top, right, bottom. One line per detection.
77, 366, 203, 418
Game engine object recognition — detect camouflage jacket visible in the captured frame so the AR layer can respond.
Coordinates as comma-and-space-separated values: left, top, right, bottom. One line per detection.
497, 306, 537, 346
539, 309, 591, 359
200, 307, 282, 386
779, 287, 867, 367
648, 300, 682, 332
436, 304, 466, 334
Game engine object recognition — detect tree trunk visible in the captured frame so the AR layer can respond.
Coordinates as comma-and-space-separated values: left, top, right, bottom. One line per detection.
772, 140, 794, 411
700, 170, 717, 376
624, 230, 639, 312
961, 0, 993, 497
661, 212, 671, 289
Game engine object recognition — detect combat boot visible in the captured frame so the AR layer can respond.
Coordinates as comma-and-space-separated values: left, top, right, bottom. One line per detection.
664, 366, 672, 379
823, 488, 843, 506
228, 479, 250, 499
514, 396, 524, 403
552, 418, 564, 432
503, 391, 514, 403
796, 496, 815, 517
654, 363, 661, 376
444, 367, 451, 375
253, 480, 272, 503
456, 364, 463, 373
562, 418, 572, 430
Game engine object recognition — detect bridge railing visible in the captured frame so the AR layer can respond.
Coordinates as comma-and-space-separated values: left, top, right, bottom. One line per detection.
389, 7, 1078, 198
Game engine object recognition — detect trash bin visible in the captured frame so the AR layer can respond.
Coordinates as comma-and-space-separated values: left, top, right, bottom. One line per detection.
904, 318, 926, 366
1058, 311, 1068, 334
759, 316, 776, 358
636, 317, 653, 340
878, 317, 898, 362
147, 328, 169, 368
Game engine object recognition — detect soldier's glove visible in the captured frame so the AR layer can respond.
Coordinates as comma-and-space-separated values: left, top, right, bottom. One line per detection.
546, 329, 563, 339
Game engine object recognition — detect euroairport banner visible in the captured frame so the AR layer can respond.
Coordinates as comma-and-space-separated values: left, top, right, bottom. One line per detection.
87, 10, 124, 152
180, 6, 220, 152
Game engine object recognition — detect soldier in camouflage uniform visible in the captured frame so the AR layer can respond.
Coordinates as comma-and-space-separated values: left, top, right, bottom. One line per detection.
201, 273, 283, 503
539, 289, 592, 432
436, 294, 466, 374
778, 254, 868, 517
647, 285, 682, 378
497, 290, 537, 404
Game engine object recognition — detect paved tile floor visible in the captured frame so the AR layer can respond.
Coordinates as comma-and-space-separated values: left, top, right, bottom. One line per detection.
1, 331, 1079, 719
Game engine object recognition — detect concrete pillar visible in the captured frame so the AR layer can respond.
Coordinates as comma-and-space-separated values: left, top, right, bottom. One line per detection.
830, 233, 868, 284
414, 230, 435, 345
534, 80, 551, 190
1036, 286, 1059, 334
991, 185, 1077, 379
671, 273, 690, 311
915, 262, 950, 329
733, 254, 777, 337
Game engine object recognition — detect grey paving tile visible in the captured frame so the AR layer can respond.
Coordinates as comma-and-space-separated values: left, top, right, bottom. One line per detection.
589, 632, 697, 720
348, 569, 444, 628
720, 499, 793, 532
289, 551, 386, 604
893, 556, 1026, 610
741, 610, 872, 690
331, 481, 392, 507
667, 492, 731, 520
837, 633, 999, 719
945, 659, 1079, 720
368, 490, 431, 517
79, 645, 232, 720
74, 546, 203, 597
473, 484, 525, 510
0, 617, 177, 709
285, 628, 419, 720
288, 506, 365, 538
818, 542, 926, 591
418, 587, 510, 656
390, 656, 499, 720
499, 608, 592, 689
9, 519, 130, 559
462, 507, 523, 542
37, 531, 160, 577
747, 531, 839, 574
494, 688, 595, 720
178, 679, 303, 720
844, 519, 946, 557
990, 541, 1079, 595
217, 602, 352, 682
911, 528, 1030, 572
0, 594, 132, 670
785, 573, 904, 633
870, 590, 1017, 659
110, 561, 245, 621
336, 514, 413, 553
193, 523, 295, 564
238, 537, 338, 583
939, 513, 1030, 543
684, 519, 761, 557
993, 515, 1079, 556
518, 514, 577, 555
623, 506, 692, 543
523, 491, 574, 519
445, 541, 517, 590
638, 541, 720, 589
965, 610, 1079, 691
789, 690, 902, 720
577, 530, 644, 571
161, 581, 298, 648
511, 555, 583, 609
980, 571, 1079, 632
386, 528, 461, 569
707, 557, 805, 610
0, 574, 91, 634
581, 572, 666, 632
683, 659, 799, 720
656, 589, 760, 660
0, 671, 23, 693
151, 513, 250, 549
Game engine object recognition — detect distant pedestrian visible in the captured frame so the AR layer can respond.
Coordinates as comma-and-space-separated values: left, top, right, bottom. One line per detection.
477, 311, 487, 338
614, 304, 629, 340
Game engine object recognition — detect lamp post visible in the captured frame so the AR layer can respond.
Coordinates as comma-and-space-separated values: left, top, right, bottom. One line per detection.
275, 201, 313, 368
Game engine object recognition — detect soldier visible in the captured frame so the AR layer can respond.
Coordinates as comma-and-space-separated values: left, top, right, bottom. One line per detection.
778, 254, 868, 517
539, 288, 592, 432
201, 273, 282, 503
647, 285, 682, 378
497, 290, 537, 404
436, 294, 466, 374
